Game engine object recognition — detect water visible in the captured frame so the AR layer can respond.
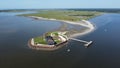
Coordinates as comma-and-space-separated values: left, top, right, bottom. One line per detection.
0, 11, 36, 16
0, 12, 120, 68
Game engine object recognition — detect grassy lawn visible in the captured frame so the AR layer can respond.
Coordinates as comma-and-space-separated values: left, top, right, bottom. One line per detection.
34, 32, 63, 45
34, 36, 47, 44
54, 39, 61, 43
20, 10, 102, 21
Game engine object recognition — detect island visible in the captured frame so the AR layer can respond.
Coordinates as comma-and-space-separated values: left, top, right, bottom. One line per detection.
21, 10, 102, 51
28, 31, 68, 51
21, 10, 102, 21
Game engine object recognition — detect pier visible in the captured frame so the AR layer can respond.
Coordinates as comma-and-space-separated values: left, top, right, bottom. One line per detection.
69, 38, 93, 47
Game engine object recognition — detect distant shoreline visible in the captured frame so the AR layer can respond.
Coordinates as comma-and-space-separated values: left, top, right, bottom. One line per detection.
28, 16, 95, 37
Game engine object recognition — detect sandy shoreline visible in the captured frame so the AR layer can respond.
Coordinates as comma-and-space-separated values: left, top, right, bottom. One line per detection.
28, 16, 95, 38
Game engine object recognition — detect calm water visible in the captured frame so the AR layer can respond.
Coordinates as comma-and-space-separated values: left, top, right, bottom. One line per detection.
0, 12, 120, 68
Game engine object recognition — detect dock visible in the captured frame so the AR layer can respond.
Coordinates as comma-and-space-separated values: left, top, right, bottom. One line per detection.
69, 38, 93, 47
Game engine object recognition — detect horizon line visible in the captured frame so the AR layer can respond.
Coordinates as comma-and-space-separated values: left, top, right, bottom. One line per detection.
0, 8, 120, 10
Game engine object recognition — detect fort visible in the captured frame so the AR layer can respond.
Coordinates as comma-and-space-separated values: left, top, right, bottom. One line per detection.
28, 31, 68, 51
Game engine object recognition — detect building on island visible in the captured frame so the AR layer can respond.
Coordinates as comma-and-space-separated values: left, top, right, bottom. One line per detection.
45, 36, 57, 45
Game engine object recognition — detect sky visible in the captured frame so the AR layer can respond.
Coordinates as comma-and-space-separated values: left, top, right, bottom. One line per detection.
0, 0, 120, 9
